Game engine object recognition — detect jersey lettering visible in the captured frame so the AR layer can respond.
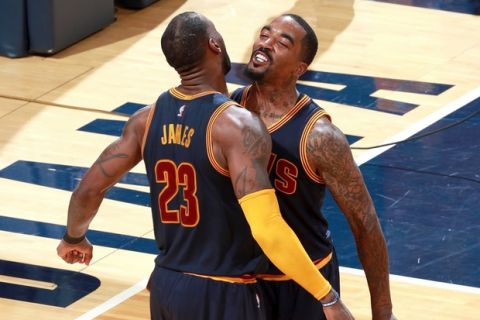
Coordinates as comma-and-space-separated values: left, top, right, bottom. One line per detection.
155, 160, 200, 227
274, 159, 298, 195
160, 124, 195, 147
268, 155, 299, 195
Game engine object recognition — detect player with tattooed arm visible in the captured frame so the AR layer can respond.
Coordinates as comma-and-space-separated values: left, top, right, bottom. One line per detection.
56, 12, 353, 320
231, 14, 396, 320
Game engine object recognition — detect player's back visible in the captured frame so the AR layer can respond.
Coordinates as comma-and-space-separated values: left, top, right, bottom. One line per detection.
143, 88, 263, 277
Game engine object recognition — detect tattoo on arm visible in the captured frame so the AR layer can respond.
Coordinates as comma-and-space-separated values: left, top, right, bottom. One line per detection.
242, 126, 270, 159
94, 140, 129, 177
234, 167, 249, 197
306, 126, 370, 228
233, 126, 271, 197
307, 123, 393, 314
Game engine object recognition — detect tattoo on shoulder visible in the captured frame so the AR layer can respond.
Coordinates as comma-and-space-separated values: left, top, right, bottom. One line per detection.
307, 123, 379, 232
94, 141, 128, 177
231, 126, 271, 197
241, 126, 269, 159
306, 124, 351, 178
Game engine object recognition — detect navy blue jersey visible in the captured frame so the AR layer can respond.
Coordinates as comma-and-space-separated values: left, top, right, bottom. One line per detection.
143, 88, 263, 277
231, 86, 333, 274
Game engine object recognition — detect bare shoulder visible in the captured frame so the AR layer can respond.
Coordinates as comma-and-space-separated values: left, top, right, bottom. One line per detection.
123, 104, 154, 141
306, 116, 355, 177
213, 104, 271, 158
212, 103, 272, 197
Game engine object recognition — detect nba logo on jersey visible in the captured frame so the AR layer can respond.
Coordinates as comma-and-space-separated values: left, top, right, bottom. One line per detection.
177, 105, 186, 117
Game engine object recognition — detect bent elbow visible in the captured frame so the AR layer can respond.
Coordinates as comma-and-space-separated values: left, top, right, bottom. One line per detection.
73, 183, 105, 201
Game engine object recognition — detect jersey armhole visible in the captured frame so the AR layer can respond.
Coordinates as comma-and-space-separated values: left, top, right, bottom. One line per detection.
300, 111, 331, 184
141, 104, 156, 159
206, 101, 238, 177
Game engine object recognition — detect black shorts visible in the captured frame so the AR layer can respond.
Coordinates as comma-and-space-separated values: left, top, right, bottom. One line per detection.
149, 265, 266, 320
259, 250, 340, 320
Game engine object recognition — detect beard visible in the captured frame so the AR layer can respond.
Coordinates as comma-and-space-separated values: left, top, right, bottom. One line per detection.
243, 63, 266, 81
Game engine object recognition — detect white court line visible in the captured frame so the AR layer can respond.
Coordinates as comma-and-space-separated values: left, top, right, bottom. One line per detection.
355, 87, 480, 166
340, 267, 480, 294
75, 87, 480, 319
350, 87, 480, 294
75, 276, 149, 320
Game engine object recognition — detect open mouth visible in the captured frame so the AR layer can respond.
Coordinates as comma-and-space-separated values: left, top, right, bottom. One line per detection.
251, 50, 271, 66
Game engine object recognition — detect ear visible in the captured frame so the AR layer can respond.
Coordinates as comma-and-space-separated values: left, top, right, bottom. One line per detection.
208, 38, 222, 54
295, 62, 308, 78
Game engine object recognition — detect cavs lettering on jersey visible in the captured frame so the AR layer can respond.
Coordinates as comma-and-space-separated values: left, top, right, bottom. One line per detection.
142, 88, 263, 279
231, 86, 333, 276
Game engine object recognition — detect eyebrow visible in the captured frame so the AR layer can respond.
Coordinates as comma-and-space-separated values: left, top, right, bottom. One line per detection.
261, 25, 295, 45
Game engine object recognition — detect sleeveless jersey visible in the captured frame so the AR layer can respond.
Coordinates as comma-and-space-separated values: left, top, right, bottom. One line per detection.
143, 88, 263, 277
231, 86, 333, 274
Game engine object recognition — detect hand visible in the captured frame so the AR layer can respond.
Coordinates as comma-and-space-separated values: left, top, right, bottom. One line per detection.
320, 288, 355, 320
56, 237, 93, 265
323, 298, 355, 320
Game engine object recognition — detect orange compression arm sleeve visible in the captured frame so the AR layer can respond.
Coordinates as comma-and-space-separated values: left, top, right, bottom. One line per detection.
239, 188, 332, 299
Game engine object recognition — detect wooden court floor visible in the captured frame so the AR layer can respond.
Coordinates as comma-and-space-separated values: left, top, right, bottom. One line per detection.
1, 0, 479, 319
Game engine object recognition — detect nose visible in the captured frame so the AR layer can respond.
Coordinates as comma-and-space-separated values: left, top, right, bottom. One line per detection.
258, 36, 274, 51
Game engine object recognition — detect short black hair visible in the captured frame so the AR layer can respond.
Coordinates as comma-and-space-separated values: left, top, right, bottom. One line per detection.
282, 14, 318, 65
161, 12, 209, 71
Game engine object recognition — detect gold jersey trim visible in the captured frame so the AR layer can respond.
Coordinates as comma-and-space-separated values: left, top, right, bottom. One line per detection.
256, 252, 333, 281
206, 101, 238, 177
184, 272, 257, 284
169, 87, 218, 100
300, 111, 332, 184
268, 95, 311, 133
141, 104, 156, 159
238, 86, 312, 133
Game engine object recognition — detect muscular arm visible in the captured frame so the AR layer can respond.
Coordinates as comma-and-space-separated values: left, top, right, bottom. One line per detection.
213, 107, 336, 301
307, 118, 393, 319
58, 106, 150, 264
213, 107, 272, 197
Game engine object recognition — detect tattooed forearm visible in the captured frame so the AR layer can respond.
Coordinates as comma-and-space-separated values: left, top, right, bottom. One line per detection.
94, 141, 129, 177
307, 122, 393, 317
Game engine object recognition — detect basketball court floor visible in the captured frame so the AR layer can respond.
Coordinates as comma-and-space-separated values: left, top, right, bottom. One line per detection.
0, 0, 479, 319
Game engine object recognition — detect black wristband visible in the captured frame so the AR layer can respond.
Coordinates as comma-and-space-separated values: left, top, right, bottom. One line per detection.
62, 231, 86, 244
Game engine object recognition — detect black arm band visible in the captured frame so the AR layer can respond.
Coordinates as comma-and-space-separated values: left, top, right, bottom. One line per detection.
62, 231, 86, 244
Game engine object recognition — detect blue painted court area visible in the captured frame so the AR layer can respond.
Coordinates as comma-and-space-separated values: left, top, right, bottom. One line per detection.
325, 96, 480, 287
0, 76, 476, 290
372, 0, 480, 15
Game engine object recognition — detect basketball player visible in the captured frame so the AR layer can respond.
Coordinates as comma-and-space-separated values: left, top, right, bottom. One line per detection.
231, 14, 397, 320
56, 12, 354, 320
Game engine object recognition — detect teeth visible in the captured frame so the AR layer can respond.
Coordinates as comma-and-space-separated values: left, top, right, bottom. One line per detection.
255, 53, 268, 63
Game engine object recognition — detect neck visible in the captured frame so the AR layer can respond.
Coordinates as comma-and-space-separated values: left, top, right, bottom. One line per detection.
248, 79, 299, 114
177, 66, 228, 95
